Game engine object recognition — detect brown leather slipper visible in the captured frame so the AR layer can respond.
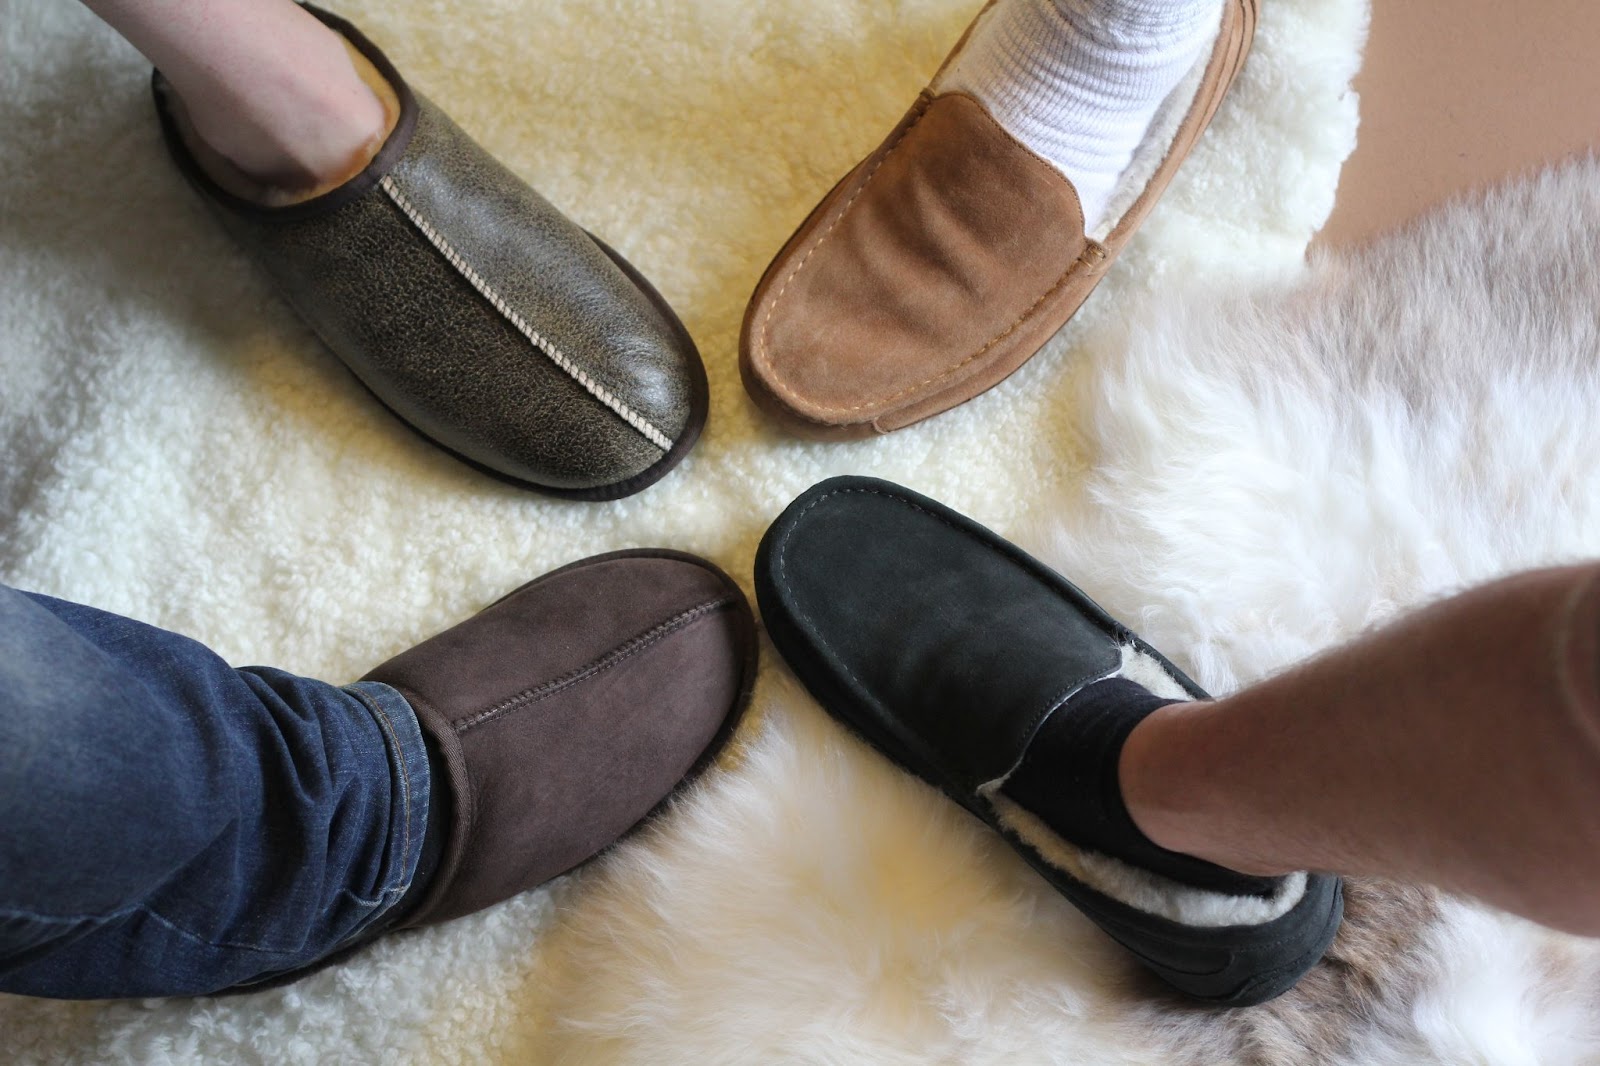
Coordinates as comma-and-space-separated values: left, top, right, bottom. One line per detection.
740, 0, 1256, 439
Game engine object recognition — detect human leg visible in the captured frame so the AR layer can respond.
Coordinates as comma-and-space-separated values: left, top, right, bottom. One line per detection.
0, 583, 432, 998
0, 550, 759, 1000
1122, 562, 1600, 936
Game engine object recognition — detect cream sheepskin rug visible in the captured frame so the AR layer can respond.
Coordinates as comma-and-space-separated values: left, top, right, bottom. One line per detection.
18, 0, 1593, 1062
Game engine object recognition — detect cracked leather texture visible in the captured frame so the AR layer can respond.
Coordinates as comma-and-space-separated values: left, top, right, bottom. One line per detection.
154, 12, 700, 494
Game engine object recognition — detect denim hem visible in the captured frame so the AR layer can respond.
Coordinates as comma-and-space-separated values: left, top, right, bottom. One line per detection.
335, 680, 432, 946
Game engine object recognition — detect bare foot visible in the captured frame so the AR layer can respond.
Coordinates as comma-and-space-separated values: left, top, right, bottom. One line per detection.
166, 38, 399, 206
86, 0, 399, 204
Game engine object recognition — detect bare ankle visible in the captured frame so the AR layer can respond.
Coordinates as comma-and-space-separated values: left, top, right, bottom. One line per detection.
1119, 700, 1298, 877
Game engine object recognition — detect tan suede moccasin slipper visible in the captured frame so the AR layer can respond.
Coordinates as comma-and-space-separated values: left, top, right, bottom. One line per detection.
740, 0, 1255, 439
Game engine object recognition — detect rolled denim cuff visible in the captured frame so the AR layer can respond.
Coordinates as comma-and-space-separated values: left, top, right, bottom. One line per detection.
337, 680, 433, 943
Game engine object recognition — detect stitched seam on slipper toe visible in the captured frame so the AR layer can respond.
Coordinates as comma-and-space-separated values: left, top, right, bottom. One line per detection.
753, 93, 1098, 421
454, 596, 739, 733
378, 174, 672, 452
753, 95, 934, 402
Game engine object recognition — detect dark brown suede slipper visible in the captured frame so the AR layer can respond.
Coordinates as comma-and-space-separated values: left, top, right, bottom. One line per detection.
153, 5, 708, 500
364, 549, 757, 927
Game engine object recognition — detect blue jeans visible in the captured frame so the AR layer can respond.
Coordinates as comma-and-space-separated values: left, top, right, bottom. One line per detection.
0, 584, 433, 999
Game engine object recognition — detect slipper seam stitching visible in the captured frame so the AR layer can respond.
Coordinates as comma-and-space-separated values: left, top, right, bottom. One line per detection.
753, 92, 935, 383
753, 0, 1244, 422
453, 596, 738, 733
378, 174, 673, 452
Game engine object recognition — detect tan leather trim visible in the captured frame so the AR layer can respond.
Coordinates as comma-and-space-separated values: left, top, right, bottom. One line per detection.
929, 0, 1003, 84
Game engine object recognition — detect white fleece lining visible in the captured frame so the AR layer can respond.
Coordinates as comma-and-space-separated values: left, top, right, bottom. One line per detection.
1112, 642, 1193, 701
928, 2, 1220, 245
976, 645, 1308, 928
1090, 11, 1222, 242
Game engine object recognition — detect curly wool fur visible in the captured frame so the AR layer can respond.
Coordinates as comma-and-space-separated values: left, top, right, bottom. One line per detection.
22, 0, 1556, 1061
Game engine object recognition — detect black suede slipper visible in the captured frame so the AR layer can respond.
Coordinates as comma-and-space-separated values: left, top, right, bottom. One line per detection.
754, 476, 1343, 1007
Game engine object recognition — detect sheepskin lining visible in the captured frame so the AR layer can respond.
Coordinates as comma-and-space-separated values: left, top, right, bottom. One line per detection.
0, 0, 1404, 1058
977, 645, 1307, 928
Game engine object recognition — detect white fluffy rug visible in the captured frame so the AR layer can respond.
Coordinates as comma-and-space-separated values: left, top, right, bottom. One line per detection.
22, 0, 1597, 1062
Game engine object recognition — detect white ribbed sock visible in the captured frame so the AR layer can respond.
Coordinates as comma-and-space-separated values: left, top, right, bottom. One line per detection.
933, 0, 1223, 234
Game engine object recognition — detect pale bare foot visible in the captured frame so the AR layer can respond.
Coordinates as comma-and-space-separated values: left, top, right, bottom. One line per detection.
86, 0, 399, 204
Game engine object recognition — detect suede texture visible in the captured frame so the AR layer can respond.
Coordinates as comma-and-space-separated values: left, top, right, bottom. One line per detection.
365, 550, 757, 927
755, 477, 1342, 1006
152, 6, 707, 499
743, 92, 1086, 430
740, 0, 1255, 439
757, 478, 1130, 794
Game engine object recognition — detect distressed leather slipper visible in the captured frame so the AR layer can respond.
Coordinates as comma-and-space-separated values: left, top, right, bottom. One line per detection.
755, 477, 1341, 1006
741, 0, 1255, 439
153, 5, 707, 500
